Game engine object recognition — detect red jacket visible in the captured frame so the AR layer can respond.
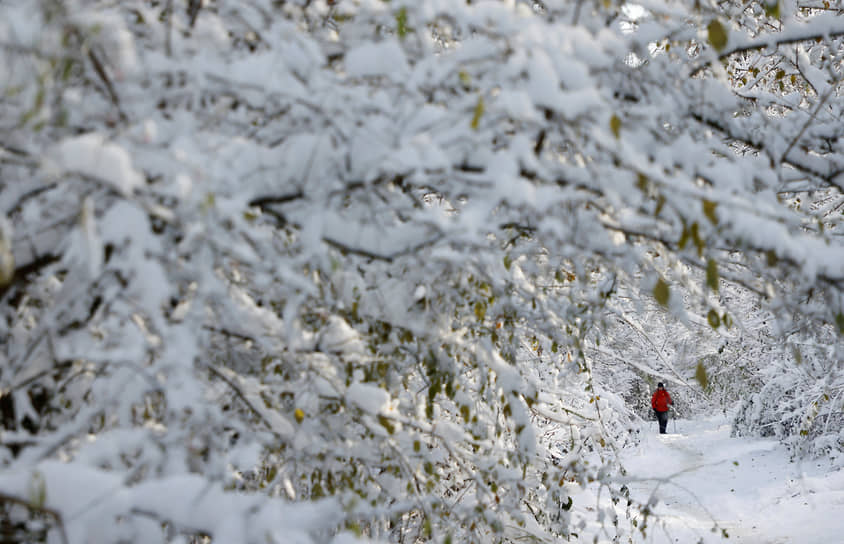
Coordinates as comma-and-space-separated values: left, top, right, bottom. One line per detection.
651, 389, 673, 412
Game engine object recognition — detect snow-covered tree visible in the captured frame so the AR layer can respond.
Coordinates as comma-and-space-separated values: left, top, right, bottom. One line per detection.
0, 0, 842, 542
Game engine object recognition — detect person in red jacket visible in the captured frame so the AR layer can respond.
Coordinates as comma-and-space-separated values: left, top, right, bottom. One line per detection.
651, 382, 673, 434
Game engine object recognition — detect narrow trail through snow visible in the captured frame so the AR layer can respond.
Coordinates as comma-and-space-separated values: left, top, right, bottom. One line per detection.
616, 415, 844, 544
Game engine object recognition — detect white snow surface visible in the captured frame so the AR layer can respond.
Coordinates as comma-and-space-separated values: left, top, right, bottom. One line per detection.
345, 39, 409, 81
346, 382, 391, 415
52, 133, 144, 195
574, 414, 844, 543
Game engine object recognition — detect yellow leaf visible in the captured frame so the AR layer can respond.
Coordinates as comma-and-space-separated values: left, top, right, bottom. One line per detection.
690, 222, 704, 257
707, 20, 728, 52
706, 259, 719, 292
764, 0, 780, 19
653, 278, 670, 307
294, 408, 305, 424
707, 309, 720, 328
470, 95, 484, 130
609, 114, 622, 139
378, 415, 395, 434
702, 199, 718, 224
695, 361, 709, 389
655, 194, 666, 216
678, 223, 690, 250
474, 300, 486, 321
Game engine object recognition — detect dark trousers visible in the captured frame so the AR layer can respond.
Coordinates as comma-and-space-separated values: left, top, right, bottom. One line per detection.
655, 410, 669, 434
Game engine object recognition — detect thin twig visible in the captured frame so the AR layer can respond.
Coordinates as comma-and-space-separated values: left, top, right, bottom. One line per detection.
87, 48, 127, 123
780, 81, 838, 164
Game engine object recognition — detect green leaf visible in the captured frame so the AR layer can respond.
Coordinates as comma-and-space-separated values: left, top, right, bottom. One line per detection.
706, 259, 719, 292
702, 199, 718, 224
470, 95, 484, 130
653, 278, 670, 307
836, 313, 844, 334
707, 309, 720, 328
707, 19, 728, 52
503, 254, 512, 270
395, 7, 408, 38
695, 361, 709, 390
609, 114, 622, 139
764, 0, 780, 19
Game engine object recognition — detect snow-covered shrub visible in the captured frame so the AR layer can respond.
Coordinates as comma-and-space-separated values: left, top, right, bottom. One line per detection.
733, 325, 844, 466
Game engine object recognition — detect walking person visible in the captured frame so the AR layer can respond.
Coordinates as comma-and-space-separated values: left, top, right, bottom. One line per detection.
651, 382, 673, 434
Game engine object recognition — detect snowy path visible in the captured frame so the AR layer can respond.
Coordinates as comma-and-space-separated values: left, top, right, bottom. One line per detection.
615, 415, 844, 544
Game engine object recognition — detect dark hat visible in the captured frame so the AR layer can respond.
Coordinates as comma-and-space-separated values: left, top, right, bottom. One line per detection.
657, 382, 664, 388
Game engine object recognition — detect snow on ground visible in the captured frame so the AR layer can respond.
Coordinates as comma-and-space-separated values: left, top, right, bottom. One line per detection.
607, 414, 844, 543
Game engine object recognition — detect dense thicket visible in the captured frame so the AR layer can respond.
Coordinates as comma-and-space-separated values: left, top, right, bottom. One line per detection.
0, 0, 842, 542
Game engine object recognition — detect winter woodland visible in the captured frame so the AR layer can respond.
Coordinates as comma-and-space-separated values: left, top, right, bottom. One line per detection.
0, 0, 842, 542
